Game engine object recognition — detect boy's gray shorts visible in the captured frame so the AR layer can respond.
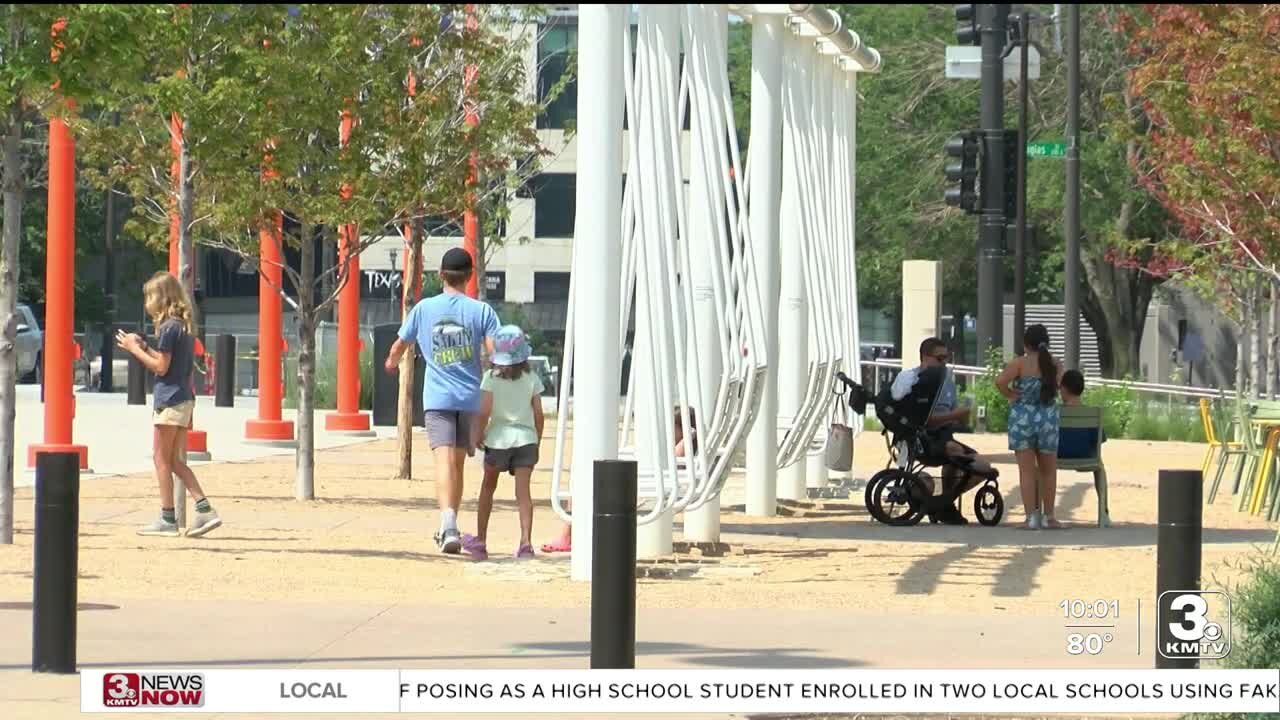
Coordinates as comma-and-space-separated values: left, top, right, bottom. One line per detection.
423, 410, 473, 450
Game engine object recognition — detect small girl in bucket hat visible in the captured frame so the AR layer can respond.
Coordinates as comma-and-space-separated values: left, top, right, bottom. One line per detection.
464, 325, 545, 560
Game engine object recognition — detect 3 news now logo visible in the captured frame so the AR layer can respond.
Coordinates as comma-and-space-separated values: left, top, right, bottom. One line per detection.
1157, 590, 1232, 661
102, 672, 205, 708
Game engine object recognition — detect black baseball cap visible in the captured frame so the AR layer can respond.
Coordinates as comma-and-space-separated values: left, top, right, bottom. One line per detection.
440, 247, 473, 273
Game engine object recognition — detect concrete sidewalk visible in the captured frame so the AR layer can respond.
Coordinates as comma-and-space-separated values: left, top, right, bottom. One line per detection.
14, 386, 392, 485
0, 600, 1155, 719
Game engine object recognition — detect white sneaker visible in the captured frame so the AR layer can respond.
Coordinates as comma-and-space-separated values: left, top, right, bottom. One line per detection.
434, 528, 462, 554
137, 518, 180, 537
1024, 511, 1043, 530
186, 511, 222, 538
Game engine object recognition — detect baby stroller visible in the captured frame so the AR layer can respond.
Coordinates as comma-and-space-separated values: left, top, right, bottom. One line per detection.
835, 367, 1004, 527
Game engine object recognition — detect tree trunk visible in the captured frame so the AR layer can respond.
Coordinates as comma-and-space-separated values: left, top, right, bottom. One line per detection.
173, 131, 196, 527
1251, 283, 1263, 400
395, 218, 423, 481
1259, 282, 1271, 400
1236, 292, 1250, 397
1270, 283, 1280, 399
321, 233, 336, 323
1081, 247, 1154, 379
296, 219, 316, 500
0, 100, 23, 545
1078, 90, 1160, 380
177, 136, 198, 331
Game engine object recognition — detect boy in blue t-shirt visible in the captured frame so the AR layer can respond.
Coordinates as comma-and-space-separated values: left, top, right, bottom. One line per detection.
384, 247, 500, 554
1058, 369, 1106, 459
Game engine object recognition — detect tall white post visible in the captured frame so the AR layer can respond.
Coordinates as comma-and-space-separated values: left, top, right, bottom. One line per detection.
635, 4, 676, 559
682, 5, 723, 543
570, 4, 625, 582
744, 15, 784, 518
776, 31, 808, 501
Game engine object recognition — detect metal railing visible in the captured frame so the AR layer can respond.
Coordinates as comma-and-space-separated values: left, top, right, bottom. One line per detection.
858, 358, 1241, 403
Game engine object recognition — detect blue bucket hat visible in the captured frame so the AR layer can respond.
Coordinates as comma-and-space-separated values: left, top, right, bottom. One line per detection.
491, 325, 531, 366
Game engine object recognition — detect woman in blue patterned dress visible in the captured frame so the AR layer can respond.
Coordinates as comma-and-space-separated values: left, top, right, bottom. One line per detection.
996, 324, 1065, 529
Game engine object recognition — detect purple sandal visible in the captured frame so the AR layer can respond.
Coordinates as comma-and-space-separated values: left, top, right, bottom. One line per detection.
462, 534, 489, 561
515, 544, 535, 560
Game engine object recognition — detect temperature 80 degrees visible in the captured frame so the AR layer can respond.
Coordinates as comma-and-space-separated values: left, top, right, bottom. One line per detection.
1066, 632, 1115, 656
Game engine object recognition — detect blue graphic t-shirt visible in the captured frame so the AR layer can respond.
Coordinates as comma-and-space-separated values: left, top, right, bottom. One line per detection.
398, 291, 501, 412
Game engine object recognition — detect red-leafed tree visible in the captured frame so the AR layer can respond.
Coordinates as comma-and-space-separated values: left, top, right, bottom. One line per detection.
1119, 4, 1280, 395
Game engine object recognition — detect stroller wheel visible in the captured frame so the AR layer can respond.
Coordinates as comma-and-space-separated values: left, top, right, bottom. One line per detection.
974, 484, 1004, 526
865, 469, 926, 526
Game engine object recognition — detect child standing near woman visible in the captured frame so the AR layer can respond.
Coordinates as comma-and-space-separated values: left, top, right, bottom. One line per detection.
996, 324, 1064, 530
116, 272, 222, 538
465, 326, 545, 560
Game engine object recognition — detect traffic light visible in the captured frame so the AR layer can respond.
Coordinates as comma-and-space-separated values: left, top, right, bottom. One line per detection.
944, 131, 980, 214
1002, 128, 1018, 219
955, 4, 979, 45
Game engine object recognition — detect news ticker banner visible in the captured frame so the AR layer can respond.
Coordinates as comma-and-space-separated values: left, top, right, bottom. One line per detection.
82, 668, 1280, 714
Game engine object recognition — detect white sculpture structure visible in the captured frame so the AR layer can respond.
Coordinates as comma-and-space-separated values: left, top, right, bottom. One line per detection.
550, 4, 881, 581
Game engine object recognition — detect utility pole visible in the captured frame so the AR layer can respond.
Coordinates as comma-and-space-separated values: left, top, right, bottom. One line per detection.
1013, 9, 1030, 349
1064, 4, 1081, 369
99, 186, 117, 393
977, 4, 1010, 360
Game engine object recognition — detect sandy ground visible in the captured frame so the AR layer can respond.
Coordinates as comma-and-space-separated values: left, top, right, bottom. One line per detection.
1, 428, 1273, 619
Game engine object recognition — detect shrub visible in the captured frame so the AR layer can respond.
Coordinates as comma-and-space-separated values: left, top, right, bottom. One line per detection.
970, 346, 1010, 433
1192, 554, 1280, 720
1125, 402, 1168, 441
1227, 555, 1280, 674
1168, 404, 1206, 443
1082, 381, 1137, 439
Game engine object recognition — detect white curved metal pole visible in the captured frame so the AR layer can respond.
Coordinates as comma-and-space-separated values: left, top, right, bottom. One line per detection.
682, 5, 723, 542
635, 5, 677, 557
744, 14, 785, 518
776, 29, 808, 500
570, 4, 625, 582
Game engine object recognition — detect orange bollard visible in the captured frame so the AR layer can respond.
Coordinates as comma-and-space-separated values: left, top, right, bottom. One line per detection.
326, 108, 371, 434
325, 226, 371, 433
28, 20, 88, 470
245, 210, 294, 443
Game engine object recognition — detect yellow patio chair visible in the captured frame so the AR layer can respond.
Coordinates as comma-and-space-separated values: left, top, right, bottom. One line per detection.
1199, 397, 1240, 481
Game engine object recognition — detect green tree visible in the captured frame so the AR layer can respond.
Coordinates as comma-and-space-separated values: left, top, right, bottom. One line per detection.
1116, 5, 1280, 394
1, 3, 155, 543
818, 4, 1172, 376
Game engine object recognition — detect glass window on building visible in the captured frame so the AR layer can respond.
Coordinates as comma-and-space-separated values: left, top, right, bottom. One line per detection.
537, 23, 578, 130
532, 173, 575, 238
534, 272, 571, 302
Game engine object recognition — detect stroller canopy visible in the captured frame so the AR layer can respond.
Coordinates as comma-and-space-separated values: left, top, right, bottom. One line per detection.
876, 365, 948, 435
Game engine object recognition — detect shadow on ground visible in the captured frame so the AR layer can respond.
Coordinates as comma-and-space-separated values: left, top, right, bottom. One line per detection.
0, 641, 855, 671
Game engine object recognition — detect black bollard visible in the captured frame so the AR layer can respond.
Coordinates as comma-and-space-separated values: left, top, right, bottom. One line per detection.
126, 353, 146, 406
372, 324, 400, 427
590, 460, 637, 669
215, 334, 236, 408
32, 452, 80, 674
1155, 469, 1202, 669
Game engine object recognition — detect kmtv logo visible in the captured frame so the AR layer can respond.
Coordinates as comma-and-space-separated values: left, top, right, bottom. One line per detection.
103, 673, 205, 708
1158, 591, 1232, 661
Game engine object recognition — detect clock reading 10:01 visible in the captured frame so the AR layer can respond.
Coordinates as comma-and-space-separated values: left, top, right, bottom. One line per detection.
1059, 599, 1120, 619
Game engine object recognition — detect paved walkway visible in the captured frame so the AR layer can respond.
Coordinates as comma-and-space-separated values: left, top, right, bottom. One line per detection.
0, 600, 1155, 719
14, 386, 392, 485
3, 389, 1266, 720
